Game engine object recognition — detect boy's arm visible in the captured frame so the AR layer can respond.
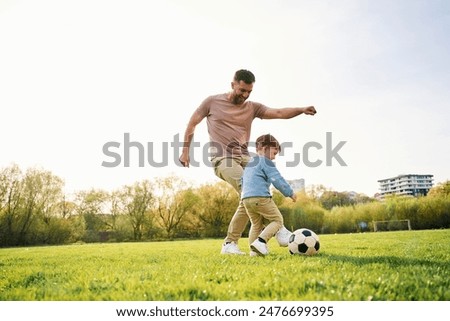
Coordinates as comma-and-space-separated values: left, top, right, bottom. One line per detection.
262, 158, 294, 198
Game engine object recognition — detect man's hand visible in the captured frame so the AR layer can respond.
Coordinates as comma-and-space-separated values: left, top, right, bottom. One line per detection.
290, 194, 297, 202
302, 106, 317, 115
179, 152, 190, 167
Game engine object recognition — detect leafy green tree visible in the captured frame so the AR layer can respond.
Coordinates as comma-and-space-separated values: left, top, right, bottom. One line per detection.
153, 176, 198, 239
428, 180, 450, 198
171, 188, 202, 238
0, 164, 24, 245
120, 180, 155, 241
74, 188, 109, 242
195, 181, 238, 237
106, 190, 124, 238
55, 197, 77, 219
75, 189, 109, 216
0, 165, 65, 245
23, 168, 65, 244
319, 191, 355, 210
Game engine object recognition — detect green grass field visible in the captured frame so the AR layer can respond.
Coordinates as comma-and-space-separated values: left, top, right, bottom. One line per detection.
1, 229, 449, 301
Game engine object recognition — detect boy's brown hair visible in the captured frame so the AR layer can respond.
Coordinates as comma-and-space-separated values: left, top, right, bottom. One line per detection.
255, 134, 281, 152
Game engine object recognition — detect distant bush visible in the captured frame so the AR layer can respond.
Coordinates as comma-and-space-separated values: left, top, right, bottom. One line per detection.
320, 195, 450, 234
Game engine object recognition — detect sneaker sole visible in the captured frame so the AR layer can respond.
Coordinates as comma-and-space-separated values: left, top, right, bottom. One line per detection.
250, 244, 268, 256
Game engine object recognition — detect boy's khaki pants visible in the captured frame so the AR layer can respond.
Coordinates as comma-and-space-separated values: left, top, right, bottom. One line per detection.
243, 197, 283, 245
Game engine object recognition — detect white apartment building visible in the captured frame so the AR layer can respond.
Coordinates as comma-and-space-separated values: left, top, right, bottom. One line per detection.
378, 174, 434, 198
287, 179, 305, 192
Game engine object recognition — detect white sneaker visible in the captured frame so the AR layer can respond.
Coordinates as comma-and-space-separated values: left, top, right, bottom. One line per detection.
275, 226, 292, 247
249, 250, 259, 257
250, 239, 269, 256
221, 242, 245, 255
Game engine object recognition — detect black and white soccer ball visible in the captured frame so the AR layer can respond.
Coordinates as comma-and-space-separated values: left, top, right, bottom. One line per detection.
288, 228, 320, 256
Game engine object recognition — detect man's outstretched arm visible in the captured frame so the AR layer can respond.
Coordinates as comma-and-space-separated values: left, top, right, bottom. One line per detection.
262, 106, 317, 119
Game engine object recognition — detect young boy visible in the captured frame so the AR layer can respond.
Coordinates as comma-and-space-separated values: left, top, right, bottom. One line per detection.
241, 134, 297, 256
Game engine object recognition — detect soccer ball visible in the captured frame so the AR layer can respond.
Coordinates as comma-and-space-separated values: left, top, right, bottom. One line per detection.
288, 228, 320, 255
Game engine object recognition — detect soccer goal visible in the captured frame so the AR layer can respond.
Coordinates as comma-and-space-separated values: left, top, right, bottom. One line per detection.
373, 219, 412, 232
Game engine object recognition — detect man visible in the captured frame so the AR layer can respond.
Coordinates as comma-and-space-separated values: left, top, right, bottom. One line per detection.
179, 69, 316, 255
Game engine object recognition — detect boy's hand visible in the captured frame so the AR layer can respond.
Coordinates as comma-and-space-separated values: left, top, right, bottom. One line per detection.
290, 194, 297, 202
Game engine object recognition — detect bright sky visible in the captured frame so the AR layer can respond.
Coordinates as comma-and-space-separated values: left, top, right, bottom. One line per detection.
1, 0, 449, 197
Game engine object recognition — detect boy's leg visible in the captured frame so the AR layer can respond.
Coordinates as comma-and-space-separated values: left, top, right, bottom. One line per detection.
242, 198, 264, 246
256, 198, 283, 242
243, 198, 267, 255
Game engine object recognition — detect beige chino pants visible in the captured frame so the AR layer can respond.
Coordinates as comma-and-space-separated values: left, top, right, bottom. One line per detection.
242, 197, 283, 246
212, 155, 251, 243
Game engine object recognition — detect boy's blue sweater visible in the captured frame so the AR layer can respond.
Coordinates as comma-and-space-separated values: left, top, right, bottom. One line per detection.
241, 155, 294, 199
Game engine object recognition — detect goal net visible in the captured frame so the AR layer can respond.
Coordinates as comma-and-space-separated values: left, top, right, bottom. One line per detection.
373, 219, 411, 232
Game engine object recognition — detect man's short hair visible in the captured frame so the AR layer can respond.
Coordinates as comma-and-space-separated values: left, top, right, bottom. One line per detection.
234, 69, 255, 84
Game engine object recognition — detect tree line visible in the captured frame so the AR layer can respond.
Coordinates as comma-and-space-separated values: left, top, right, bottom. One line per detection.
1, 164, 449, 247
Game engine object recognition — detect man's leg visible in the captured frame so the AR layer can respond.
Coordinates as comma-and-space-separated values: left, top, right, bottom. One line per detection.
224, 200, 248, 243
213, 156, 250, 252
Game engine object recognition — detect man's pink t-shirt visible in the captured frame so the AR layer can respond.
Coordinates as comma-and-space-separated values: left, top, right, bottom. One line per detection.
195, 93, 268, 157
